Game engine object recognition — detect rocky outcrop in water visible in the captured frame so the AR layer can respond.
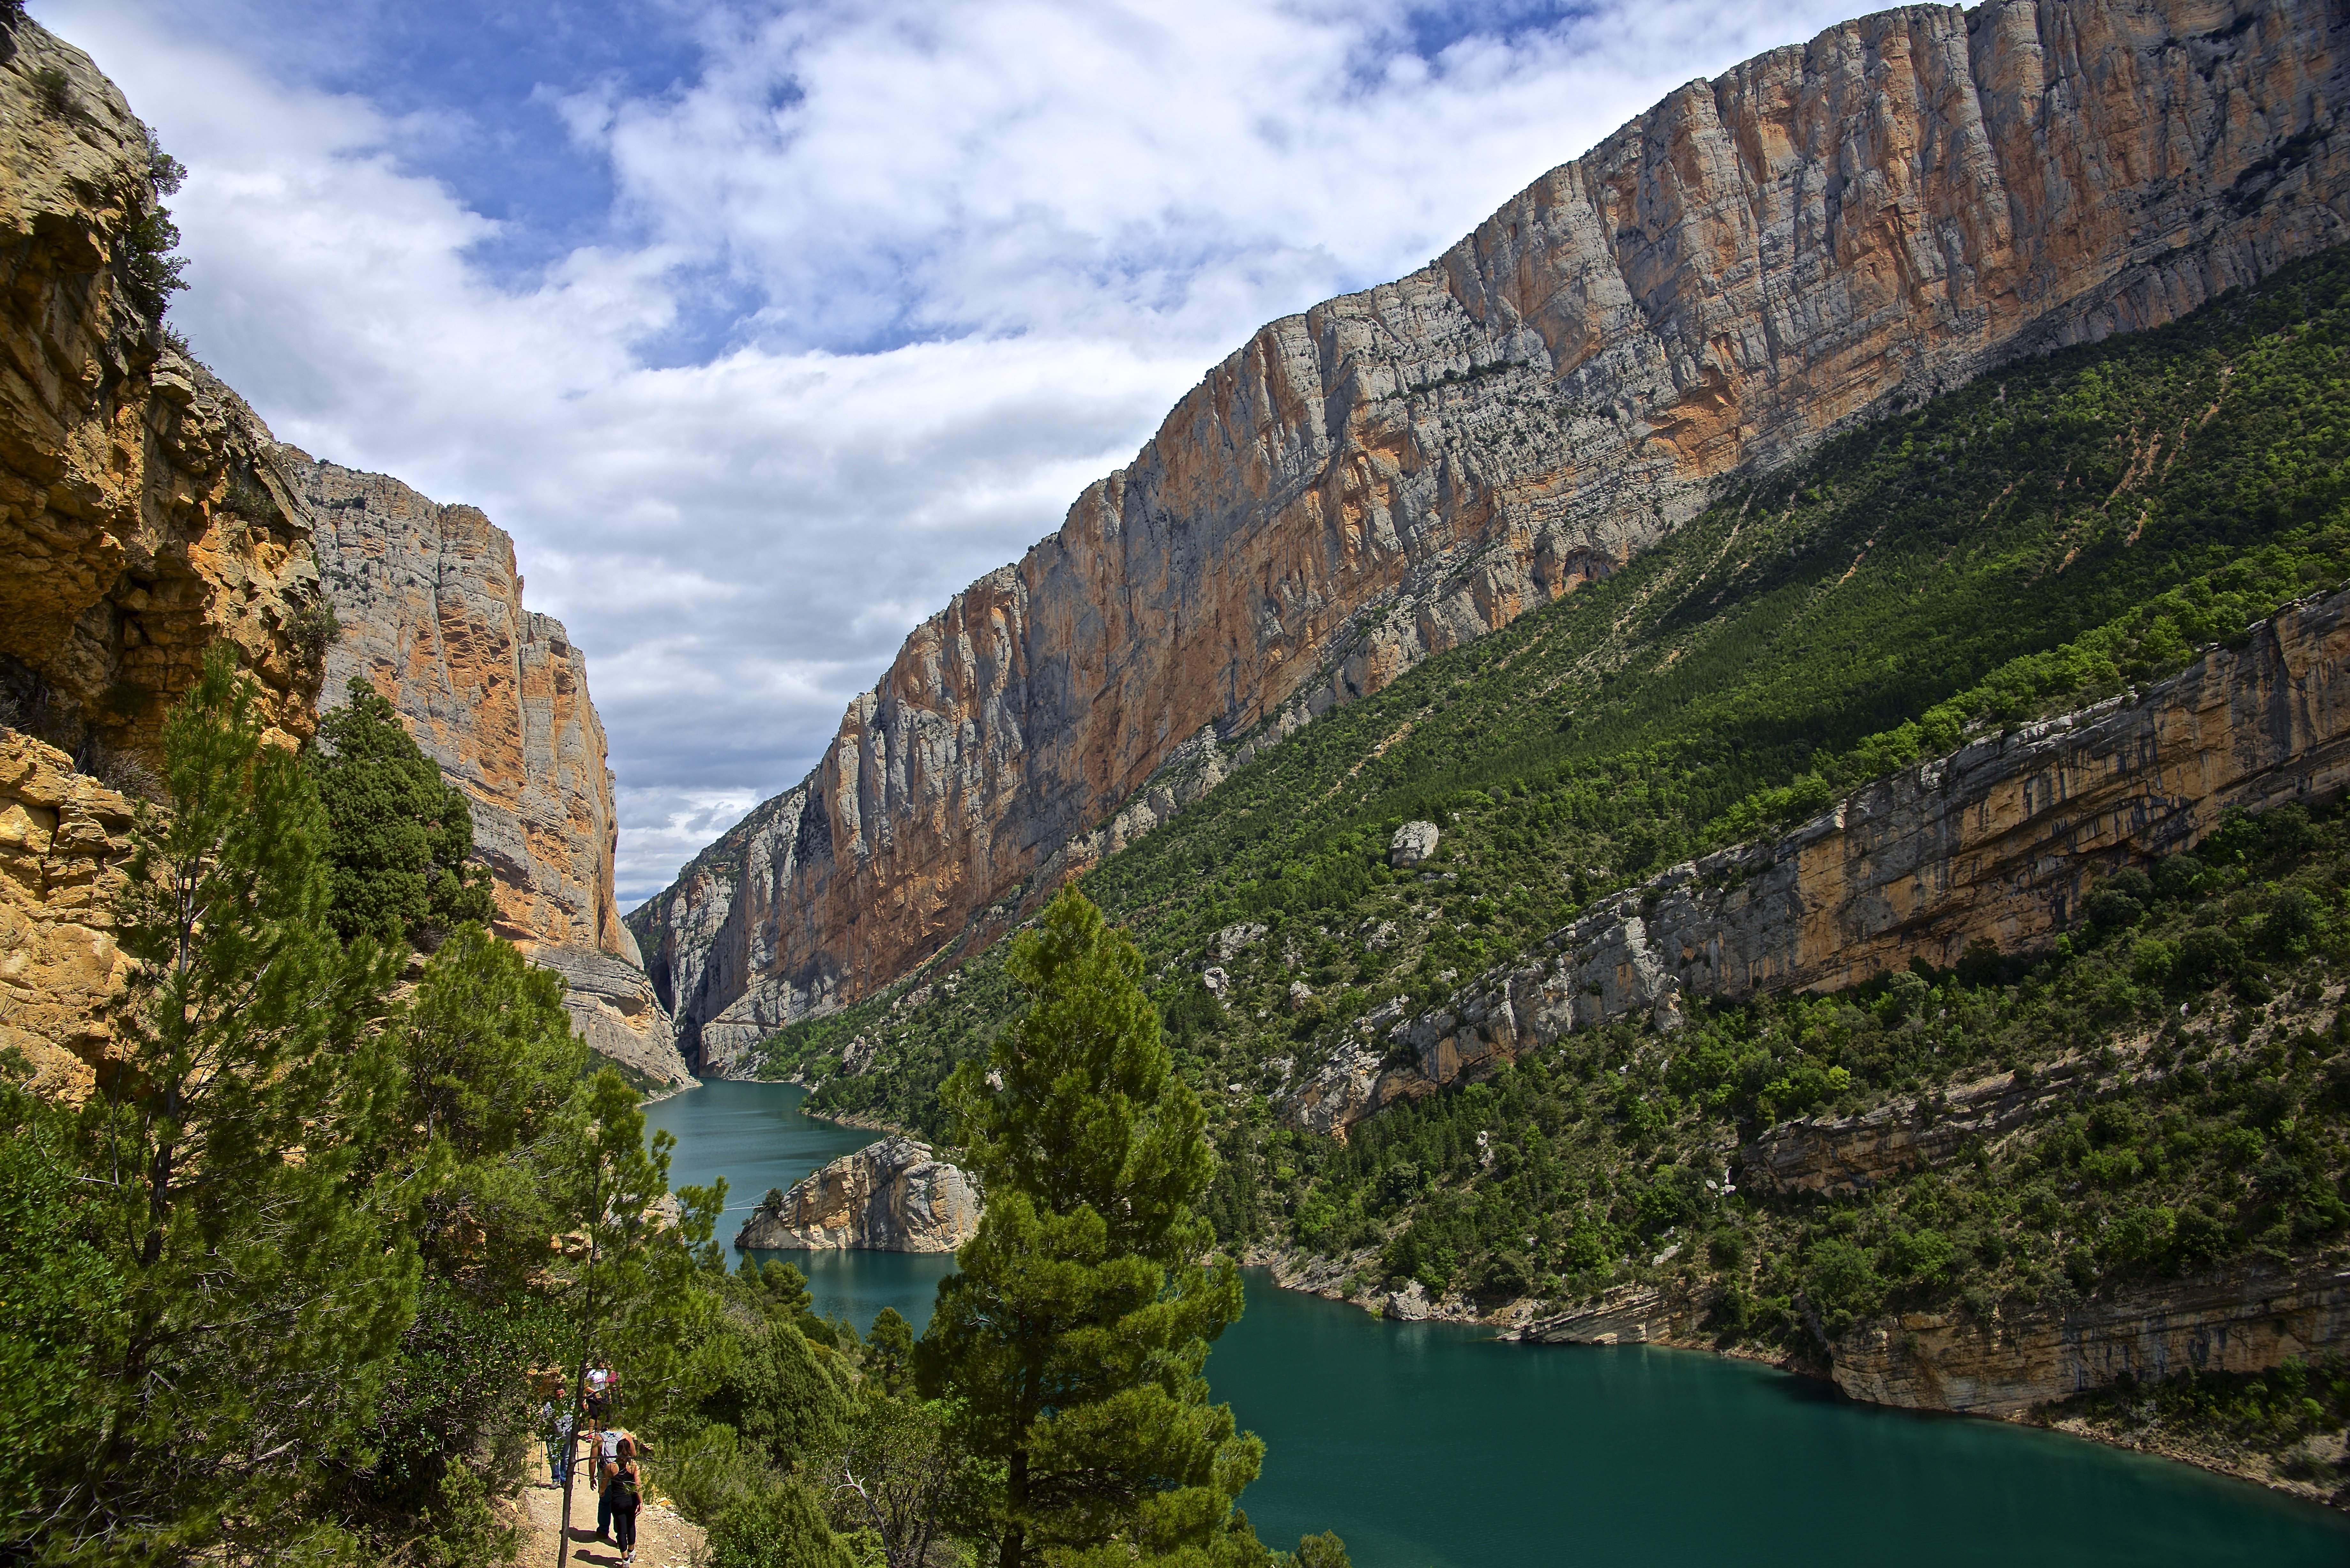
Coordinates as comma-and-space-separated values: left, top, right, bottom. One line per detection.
734, 1135, 981, 1253
1284, 583, 2350, 1137
636, 0, 2350, 1067
301, 458, 689, 1087
0, 21, 331, 768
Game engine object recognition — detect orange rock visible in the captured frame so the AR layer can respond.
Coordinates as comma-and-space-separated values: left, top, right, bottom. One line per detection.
0, 22, 328, 768
299, 457, 691, 1087
636, 0, 2350, 1069
0, 727, 132, 1099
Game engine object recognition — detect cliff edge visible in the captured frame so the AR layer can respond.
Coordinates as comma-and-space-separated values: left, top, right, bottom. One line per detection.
301, 456, 690, 1088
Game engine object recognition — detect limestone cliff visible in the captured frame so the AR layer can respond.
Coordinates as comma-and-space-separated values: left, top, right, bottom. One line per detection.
300, 458, 690, 1088
0, 728, 129, 1099
0, 19, 330, 768
1520, 1257, 2350, 1428
1285, 582, 2350, 1137
734, 1135, 981, 1253
637, 0, 2350, 1068
0, 13, 678, 1089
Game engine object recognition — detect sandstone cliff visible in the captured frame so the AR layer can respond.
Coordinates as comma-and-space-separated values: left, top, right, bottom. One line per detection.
300, 457, 689, 1088
1285, 582, 2350, 1136
0, 20, 330, 768
636, 0, 2350, 1068
735, 1135, 981, 1253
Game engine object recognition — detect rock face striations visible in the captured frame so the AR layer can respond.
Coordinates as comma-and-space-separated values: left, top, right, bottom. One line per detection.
1285, 583, 2350, 1137
0, 17, 677, 1088
302, 458, 690, 1087
734, 1136, 981, 1253
636, 0, 2350, 1069
0, 23, 331, 768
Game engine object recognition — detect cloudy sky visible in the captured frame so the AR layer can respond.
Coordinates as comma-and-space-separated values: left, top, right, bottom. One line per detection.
33, 0, 1853, 905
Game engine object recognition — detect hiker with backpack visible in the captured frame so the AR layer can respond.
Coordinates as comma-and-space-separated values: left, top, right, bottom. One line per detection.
601, 1437, 643, 1565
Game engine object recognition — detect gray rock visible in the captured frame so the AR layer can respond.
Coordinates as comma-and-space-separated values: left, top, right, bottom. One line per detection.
1388, 822, 1442, 868
734, 1136, 981, 1253
1285, 585, 2350, 1138
1384, 1280, 1432, 1321
1216, 922, 1269, 960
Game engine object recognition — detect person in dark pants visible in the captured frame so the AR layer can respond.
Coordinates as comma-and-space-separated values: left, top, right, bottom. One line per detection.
602, 1441, 642, 1565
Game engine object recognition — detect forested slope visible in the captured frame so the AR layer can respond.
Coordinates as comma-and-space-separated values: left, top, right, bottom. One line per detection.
762, 245, 2350, 1494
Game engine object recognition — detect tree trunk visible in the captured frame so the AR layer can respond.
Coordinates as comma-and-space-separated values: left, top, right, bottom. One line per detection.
1002, 1446, 1028, 1568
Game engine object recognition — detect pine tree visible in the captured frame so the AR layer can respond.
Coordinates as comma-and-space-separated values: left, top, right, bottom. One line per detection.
550, 1067, 725, 1556
312, 676, 496, 949
56, 645, 414, 1559
322, 923, 589, 1546
916, 888, 1273, 1568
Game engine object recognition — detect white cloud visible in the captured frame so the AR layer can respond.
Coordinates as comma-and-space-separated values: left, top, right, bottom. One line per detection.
32, 0, 1854, 903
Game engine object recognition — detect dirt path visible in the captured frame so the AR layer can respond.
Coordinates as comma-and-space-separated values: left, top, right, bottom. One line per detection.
513, 1473, 705, 1568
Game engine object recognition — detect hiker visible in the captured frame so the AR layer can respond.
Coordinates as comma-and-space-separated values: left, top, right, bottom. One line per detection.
594, 1422, 642, 1543
539, 1397, 574, 1485
601, 1438, 642, 1565
584, 1362, 615, 1426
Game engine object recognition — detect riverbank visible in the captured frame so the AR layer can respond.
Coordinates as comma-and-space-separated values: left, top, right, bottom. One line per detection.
1242, 1236, 2350, 1510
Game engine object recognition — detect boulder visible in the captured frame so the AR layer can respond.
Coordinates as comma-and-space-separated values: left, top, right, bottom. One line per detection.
734, 1136, 980, 1253
1388, 822, 1441, 868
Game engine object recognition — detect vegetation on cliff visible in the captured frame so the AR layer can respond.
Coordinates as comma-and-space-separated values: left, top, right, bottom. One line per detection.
760, 246, 2350, 1496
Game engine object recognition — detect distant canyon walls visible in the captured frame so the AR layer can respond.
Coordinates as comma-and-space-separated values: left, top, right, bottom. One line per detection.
0, 18, 678, 1089
1284, 583, 2350, 1137
302, 458, 690, 1087
636, 0, 2350, 1069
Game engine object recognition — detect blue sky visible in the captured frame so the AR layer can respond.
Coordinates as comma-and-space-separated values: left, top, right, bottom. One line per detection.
33, 0, 1855, 903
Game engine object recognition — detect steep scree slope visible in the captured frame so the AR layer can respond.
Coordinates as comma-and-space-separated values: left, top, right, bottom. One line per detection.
635, 0, 2350, 1069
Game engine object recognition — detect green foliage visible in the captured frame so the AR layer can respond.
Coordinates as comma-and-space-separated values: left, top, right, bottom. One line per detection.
119, 127, 189, 320
1, 645, 413, 1560
317, 923, 589, 1544
312, 677, 497, 950
865, 1306, 916, 1397
708, 1474, 858, 1568
918, 889, 1289, 1568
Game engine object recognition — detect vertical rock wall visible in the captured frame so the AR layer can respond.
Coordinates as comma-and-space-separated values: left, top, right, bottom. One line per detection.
301, 457, 690, 1087
0, 728, 130, 1099
635, 0, 2350, 1068
0, 20, 329, 767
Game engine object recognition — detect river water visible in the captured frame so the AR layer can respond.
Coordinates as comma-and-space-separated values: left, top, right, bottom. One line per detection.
645, 1079, 2350, 1567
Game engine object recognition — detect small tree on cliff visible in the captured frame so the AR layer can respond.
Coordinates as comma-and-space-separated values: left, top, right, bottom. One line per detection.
917, 888, 1314, 1568
312, 676, 496, 950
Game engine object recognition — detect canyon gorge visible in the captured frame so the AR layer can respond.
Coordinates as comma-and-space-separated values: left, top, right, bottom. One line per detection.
633, 0, 2350, 1074
0, 21, 681, 1089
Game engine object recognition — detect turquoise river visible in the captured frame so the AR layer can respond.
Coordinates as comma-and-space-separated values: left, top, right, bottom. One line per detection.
645, 1079, 2350, 1567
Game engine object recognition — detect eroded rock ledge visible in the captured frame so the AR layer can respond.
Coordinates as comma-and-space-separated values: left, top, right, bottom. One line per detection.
1285, 583, 2350, 1138
735, 1136, 981, 1254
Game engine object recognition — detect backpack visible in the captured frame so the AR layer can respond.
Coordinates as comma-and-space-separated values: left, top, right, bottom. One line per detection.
604, 1467, 640, 1512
